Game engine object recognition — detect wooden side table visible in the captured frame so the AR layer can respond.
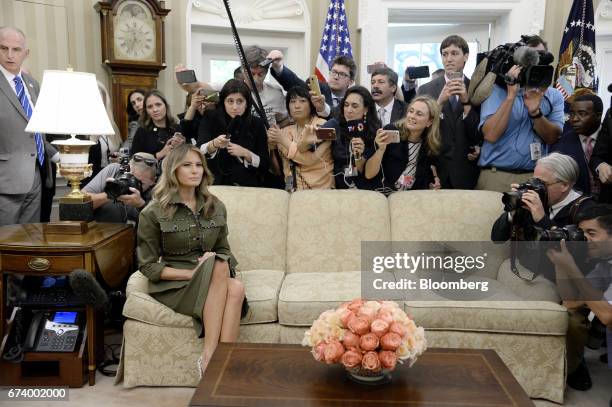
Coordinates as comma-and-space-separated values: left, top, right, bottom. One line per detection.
0, 223, 134, 387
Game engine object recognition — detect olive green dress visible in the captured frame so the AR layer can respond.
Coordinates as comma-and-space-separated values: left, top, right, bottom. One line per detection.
137, 193, 239, 336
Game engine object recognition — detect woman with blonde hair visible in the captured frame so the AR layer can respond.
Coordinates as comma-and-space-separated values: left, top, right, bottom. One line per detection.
137, 143, 246, 377
365, 96, 442, 192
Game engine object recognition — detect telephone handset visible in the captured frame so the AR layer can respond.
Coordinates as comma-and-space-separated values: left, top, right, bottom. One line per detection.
24, 311, 81, 352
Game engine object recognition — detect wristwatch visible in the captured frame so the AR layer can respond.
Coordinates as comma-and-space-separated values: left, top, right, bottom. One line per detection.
528, 109, 543, 119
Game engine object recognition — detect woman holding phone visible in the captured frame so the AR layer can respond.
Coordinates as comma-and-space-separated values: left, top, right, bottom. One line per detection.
365, 96, 442, 192
267, 86, 333, 190
323, 86, 382, 190
131, 90, 183, 161
196, 79, 269, 187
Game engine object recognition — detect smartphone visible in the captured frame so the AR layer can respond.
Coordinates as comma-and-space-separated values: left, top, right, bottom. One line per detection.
315, 127, 336, 141
204, 91, 220, 103
367, 63, 386, 74
447, 70, 463, 81
176, 69, 197, 84
406, 66, 430, 80
386, 130, 400, 143
308, 75, 321, 97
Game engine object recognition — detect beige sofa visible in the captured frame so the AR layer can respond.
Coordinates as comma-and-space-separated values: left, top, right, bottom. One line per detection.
117, 187, 568, 403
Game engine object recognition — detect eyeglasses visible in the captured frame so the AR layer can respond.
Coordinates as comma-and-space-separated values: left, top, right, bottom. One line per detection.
543, 180, 563, 187
330, 70, 351, 79
132, 154, 157, 167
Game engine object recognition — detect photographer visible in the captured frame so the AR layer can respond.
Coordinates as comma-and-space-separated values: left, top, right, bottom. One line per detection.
82, 153, 157, 224
546, 205, 612, 391
491, 153, 595, 273
477, 36, 565, 193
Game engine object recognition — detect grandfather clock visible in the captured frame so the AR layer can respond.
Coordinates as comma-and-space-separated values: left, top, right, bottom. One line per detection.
95, 0, 170, 141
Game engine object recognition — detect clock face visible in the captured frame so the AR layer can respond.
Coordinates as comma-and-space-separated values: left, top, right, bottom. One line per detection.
113, 1, 156, 61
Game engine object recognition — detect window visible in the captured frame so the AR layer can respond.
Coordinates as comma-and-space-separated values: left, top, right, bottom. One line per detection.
210, 59, 241, 85
393, 42, 479, 85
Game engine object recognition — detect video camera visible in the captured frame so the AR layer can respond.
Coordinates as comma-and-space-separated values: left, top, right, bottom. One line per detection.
502, 177, 548, 213
104, 151, 142, 201
478, 35, 555, 89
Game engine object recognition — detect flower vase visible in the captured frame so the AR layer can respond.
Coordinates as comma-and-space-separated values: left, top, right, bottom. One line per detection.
346, 368, 392, 386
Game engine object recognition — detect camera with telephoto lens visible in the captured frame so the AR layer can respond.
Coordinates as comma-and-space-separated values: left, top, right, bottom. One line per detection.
530, 224, 586, 242
104, 153, 142, 201
477, 35, 555, 89
502, 178, 548, 212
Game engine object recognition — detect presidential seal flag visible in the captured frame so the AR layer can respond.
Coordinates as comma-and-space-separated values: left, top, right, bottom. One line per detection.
556, 0, 597, 96
315, 0, 353, 82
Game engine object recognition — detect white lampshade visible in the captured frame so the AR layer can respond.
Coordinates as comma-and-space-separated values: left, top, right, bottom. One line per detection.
25, 70, 115, 136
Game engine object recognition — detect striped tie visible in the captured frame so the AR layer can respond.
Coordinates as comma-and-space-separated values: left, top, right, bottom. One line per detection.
14, 76, 45, 166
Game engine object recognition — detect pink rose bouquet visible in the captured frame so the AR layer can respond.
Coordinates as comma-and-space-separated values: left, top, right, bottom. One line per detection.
302, 299, 427, 375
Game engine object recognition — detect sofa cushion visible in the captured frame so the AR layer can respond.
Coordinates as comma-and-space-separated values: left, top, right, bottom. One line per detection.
278, 271, 362, 326
209, 186, 289, 271
403, 300, 568, 335
286, 190, 390, 274
124, 270, 285, 326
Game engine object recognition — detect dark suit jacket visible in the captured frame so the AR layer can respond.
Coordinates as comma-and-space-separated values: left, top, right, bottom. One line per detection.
590, 109, 612, 203
270, 65, 334, 107
386, 99, 407, 125
0, 72, 55, 194
417, 76, 481, 189
551, 130, 592, 195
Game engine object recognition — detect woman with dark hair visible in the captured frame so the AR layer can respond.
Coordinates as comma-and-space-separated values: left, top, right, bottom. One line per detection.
267, 86, 333, 190
365, 96, 442, 192
324, 86, 382, 190
130, 90, 183, 160
122, 88, 146, 151
196, 79, 269, 187
137, 143, 247, 377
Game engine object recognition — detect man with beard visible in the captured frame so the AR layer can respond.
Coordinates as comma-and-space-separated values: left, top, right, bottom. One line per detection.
370, 67, 406, 127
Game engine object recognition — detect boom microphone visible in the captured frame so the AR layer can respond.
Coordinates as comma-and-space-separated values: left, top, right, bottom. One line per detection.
69, 269, 108, 310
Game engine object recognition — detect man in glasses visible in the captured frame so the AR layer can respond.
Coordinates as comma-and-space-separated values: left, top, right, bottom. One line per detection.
81, 152, 158, 224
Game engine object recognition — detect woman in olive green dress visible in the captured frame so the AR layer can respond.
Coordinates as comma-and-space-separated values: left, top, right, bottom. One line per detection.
137, 143, 245, 376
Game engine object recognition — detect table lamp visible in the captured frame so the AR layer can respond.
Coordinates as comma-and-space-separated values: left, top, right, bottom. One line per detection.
25, 69, 114, 223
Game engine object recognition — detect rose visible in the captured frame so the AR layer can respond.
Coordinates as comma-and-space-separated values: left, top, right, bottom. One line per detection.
359, 333, 380, 351
347, 316, 370, 336
339, 309, 355, 328
313, 342, 326, 362
380, 332, 402, 351
370, 319, 390, 337
342, 331, 361, 349
362, 351, 382, 372
324, 340, 345, 364
389, 322, 408, 338
341, 350, 363, 369
347, 299, 364, 313
379, 350, 398, 370
376, 310, 394, 325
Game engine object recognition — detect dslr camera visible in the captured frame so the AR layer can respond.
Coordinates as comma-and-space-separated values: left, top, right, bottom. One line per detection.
478, 35, 555, 89
502, 178, 548, 212
530, 224, 586, 242
104, 152, 142, 201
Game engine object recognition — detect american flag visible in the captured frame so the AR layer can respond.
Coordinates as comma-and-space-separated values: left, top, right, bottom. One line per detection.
315, 0, 353, 82
555, 0, 597, 99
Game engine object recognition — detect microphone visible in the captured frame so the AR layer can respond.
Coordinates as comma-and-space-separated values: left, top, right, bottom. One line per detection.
69, 269, 108, 310
513, 46, 540, 68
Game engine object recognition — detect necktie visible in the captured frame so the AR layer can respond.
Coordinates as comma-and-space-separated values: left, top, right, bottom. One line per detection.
14, 76, 45, 166
585, 136, 601, 195
378, 107, 386, 125
450, 95, 461, 113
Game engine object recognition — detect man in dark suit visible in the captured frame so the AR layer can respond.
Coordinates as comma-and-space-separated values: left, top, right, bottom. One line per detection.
417, 35, 481, 189
553, 94, 603, 196
370, 67, 406, 127
0, 26, 54, 225
591, 107, 612, 203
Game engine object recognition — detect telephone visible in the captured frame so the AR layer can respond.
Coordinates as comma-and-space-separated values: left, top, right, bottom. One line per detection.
24, 311, 81, 352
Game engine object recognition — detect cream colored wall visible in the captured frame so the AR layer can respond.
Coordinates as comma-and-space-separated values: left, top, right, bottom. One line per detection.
0, 0, 603, 127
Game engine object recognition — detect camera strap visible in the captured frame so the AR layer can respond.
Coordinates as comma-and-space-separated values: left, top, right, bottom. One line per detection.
510, 214, 536, 282
569, 195, 594, 225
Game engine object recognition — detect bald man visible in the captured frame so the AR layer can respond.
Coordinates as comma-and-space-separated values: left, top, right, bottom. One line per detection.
0, 26, 54, 225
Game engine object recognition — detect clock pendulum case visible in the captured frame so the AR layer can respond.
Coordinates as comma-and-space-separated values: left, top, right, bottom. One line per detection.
95, 0, 170, 140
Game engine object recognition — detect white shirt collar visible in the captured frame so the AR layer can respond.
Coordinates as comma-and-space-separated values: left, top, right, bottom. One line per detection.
0, 64, 20, 85
376, 98, 395, 113
579, 125, 601, 144
549, 189, 581, 219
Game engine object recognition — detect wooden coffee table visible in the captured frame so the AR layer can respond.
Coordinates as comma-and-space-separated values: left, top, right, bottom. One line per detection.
190, 343, 534, 406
